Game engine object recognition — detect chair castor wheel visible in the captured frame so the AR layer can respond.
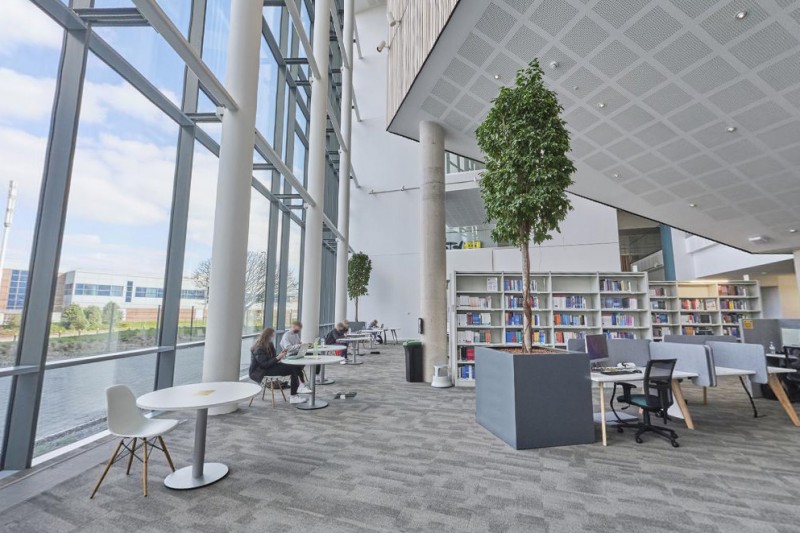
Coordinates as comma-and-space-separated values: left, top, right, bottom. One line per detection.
617, 427, 624, 433
671, 440, 680, 448
635, 436, 643, 444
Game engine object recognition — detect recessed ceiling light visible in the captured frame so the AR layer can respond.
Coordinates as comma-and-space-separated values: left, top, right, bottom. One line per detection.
790, 229, 797, 233
598, 102, 606, 108
688, 203, 697, 208
549, 61, 559, 69
612, 173, 620, 178
735, 10, 747, 20
572, 86, 579, 91
726, 126, 737, 133
494, 74, 501, 80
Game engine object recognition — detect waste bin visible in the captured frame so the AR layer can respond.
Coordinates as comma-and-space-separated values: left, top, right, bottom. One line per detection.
404, 340, 423, 382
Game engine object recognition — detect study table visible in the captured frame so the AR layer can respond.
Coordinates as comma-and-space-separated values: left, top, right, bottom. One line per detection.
591, 368, 697, 446
309, 344, 346, 385
282, 355, 342, 409
339, 335, 371, 365
707, 366, 799, 426
137, 381, 261, 489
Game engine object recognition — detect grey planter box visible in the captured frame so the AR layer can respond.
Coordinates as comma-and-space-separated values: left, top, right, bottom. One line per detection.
475, 347, 595, 449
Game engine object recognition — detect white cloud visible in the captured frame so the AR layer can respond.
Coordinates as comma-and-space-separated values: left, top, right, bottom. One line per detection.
0, 0, 63, 55
58, 233, 168, 277
0, 68, 56, 122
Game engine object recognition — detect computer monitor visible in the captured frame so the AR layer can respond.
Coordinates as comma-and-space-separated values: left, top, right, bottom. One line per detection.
585, 334, 609, 361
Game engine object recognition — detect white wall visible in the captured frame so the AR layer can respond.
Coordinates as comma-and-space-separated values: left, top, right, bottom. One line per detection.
349, 5, 621, 339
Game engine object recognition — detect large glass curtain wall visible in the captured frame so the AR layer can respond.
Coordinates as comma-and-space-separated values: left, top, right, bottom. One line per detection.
0, 0, 344, 468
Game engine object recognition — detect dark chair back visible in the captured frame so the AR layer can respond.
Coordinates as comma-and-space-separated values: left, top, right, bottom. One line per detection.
783, 346, 800, 369
642, 358, 677, 411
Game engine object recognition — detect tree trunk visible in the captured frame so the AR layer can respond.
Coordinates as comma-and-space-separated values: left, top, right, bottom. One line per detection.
520, 227, 533, 353
355, 297, 359, 321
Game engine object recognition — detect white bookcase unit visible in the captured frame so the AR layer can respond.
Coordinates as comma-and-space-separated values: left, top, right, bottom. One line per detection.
648, 280, 761, 341
450, 271, 651, 387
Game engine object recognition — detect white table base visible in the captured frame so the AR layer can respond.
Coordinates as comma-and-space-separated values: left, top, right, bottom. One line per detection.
164, 408, 229, 490
297, 363, 328, 410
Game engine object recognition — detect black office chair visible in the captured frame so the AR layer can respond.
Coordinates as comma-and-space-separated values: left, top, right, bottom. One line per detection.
612, 358, 680, 448
781, 346, 800, 402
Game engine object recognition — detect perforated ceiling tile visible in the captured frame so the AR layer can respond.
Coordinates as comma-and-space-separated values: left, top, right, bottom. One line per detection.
458, 33, 495, 68
733, 102, 790, 132
506, 25, 547, 61
757, 121, 800, 149
669, 0, 715, 19
705, 206, 740, 221
565, 106, 601, 131
432, 79, 461, 102
538, 47, 576, 80
585, 151, 618, 171
593, 0, 650, 29
738, 196, 782, 214
755, 210, 793, 226
607, 137, 646, 159
618, 63, 667, 96
792, 6, 800, 23
643, 83, 692, 114
502, 0, 532, 15
592, 86, 627, 110
421, 96, 447, 118
669, 103, 717, 132
717, 183, 760, 202
564, 67, 604, 95
570, 136, 596, 158
782, 0, 800, 9
707, 80, 766, 113
730, 22, 799, 69
443, 109, 472, 133
606, 163, 637, 181
657, 138, 700, 162
758, 52, 800, 91
740, 156, 786, 178
654, 32, 712, 74
455, 93, 485, 118
697, 169, 743, 189
489, 52, 523, 83
649, 166, 689, 186
667, 180, 707, 199
630, 152, 668, 173
700, 0, 769, 45
584, 122, 624, 146
682, 57, 738, 94
562, 16, 609, 58
476, 3, 517, 43
444, 57, 477, 87
693, 122, 735, 148
642, 188, 678, 205
776, 190, 800, 209
777, 145, 800, 164
622, 178, 658, 195
713, 139, 761, 164
637, 122, 679, 146
757, 171, 800, 192
470, 76, 501, 102
624, 6, 682, 52
610, 105, 656, 131
590, 41, 639, 78
678, 153, 719, 175
531, 0, 578, 36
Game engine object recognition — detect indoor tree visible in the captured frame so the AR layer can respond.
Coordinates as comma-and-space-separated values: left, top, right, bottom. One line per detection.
347, 252, 372, 321
475, 59, 576, 352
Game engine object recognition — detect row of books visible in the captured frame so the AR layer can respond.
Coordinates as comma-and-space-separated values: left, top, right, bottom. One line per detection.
553, 295, 587, 309
553, 313, 588, 326
554, 330, 585, 344
486, 277, 499, 291
601, 296, 638, 310
723, 326, 741, 337
601, 313, 636, 327
680, 298, 718, 311
722, 314, 744, 324
457, 295, 493, 308
718, 284, 748, 296
649, 287, 671, 297
459, 366, 475, 380
600, 278, 636, 292
652, 313, 671, 324
503, 278, 539, 291
650, 300, 669, 310
505, 312, 541, 326
457, 312, 492, 326
505, 330, 548, 344
505, 295, 541, 309
604, 331, 636, 339
682, 326, 715, 336
456, 330, 492, 344
719, 299, 749, 310
458, 347, 475, 361
681, 314, 714, 324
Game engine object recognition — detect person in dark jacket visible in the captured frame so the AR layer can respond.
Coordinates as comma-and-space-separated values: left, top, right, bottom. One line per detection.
325, 322, 349, 358
249, 327, 310, 404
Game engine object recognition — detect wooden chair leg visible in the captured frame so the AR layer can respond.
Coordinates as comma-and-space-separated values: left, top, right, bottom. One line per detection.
142, 438, 149, 497
270, 381, 276, 408
277, 380, 287, 402
126, 437, 137, 475
158, 436, 176, 472
90, 439, 125, 499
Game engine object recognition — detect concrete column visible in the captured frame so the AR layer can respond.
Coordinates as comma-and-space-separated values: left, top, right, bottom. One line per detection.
335, 0, 355, 322
202, 0, 262, 401
420, 121, 447, 382
793, 251, 800, 310
300, 0, 332, 342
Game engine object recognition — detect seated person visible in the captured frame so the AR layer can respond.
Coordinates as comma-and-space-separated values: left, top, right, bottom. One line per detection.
325, 322, 349, 358
280, 320, 303, 354
249, 327, 311, 404
369, 319, 384, 344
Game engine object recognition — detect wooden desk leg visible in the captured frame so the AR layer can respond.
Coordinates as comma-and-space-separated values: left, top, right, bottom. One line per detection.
671, 380, 695, 430
598, 384, 607, 446
703, 386, 708, 405
768, 374, 800, 427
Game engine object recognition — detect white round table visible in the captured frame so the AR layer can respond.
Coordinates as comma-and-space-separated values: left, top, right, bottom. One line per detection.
137, 381, 261, 490
339, 336, 372, 365
282, 355, 342, 409
311, 345, 346, 384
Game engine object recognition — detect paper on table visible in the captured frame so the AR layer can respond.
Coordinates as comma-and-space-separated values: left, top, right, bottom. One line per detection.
194, 389, 215, 397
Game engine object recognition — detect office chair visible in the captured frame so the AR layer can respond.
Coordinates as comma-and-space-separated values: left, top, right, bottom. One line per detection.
612, 358, 680, 448
780, 346, 800, 402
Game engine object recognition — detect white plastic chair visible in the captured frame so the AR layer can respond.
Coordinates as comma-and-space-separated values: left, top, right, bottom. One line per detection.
90, 385, 179, 498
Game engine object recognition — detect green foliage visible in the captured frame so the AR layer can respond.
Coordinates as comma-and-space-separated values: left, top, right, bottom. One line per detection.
61, 304, 88, 333
3, 314, 19, 330
84, 306, 103, 328
102, 302, 122, 325
50, 323, 65, 337
348, 252, 372, 321
475, 58, 575, 248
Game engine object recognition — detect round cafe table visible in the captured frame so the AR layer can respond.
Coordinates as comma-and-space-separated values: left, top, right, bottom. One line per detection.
311, 345, 346, 385
137, 381, 261, 490
282, 355, 342, 410
339, 336, 371, 365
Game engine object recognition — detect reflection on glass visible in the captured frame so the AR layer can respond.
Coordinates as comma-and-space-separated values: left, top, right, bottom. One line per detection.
285, 221, 302, 328
203, 0, 231, 82
0, 377, 8, 462
174, 337, 253, 387
243, 192, 271, 334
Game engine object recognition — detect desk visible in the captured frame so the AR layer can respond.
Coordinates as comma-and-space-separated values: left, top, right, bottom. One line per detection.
311, 344, 346, 385
767, 366, 800, 426
359, 329, 385, 352
339, 336, 371, 365
591, 368, 697, 446
137, 381, 261, 490
282, 356, 341, 410
712, 366, 758, 417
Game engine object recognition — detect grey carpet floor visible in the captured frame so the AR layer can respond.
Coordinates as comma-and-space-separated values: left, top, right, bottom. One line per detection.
2, 344, 800, 532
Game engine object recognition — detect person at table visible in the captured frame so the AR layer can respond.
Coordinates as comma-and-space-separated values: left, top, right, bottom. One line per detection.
249, 327, 311, 403
325, 322, 349, 358
369, 319, 384, 344
280, 320, 303, 354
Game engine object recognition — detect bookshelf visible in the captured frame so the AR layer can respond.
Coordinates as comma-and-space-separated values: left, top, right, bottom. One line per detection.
450, 271, 651, 387
647, 280, 761, 341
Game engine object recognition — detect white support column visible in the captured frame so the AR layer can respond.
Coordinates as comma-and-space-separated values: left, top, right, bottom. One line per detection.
300, 0, 332, 342
202, 0, 262, 403
419, 121, 447, 382
335, 0, 355, 322
794, 251, 800, 310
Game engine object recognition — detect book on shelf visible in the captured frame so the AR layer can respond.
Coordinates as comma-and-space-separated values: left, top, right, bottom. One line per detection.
601, 313, 636, 327
458, 346, 475, 361
652, 312, 670, 324
682, 326, 714, 336
649, 287, 668, 297
680, 298, 706, 311
601, 296, 638, 310
554, 330, 585, 344
505, 295, 540, 309
718, 284, 747, 297
600, 278, 635, 292
504, 330, 547, 344
650, 300, 668, 310
457, 312, 492, 326
457, 295, 493, 308
723, 326, 741, 338
680, 313, 714, 325
486, 277, 499, 292
503, 278, 537, 291
554, 313, 587, 326
722, 313, 743, 324
459, 365, 475, 380
553, 295, 587, 309
604, 331, 636, 340
532, 330, 547, 344
457, 330, 492, 344
704, 298, 718, 311
504, 312, 539, 326
720, 299, 747, 310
